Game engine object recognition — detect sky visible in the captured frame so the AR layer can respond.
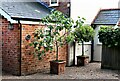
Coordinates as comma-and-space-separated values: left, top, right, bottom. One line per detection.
71, 0, 120, 24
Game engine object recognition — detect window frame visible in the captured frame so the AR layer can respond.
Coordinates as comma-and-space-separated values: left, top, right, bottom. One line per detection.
49, 0, 59, 7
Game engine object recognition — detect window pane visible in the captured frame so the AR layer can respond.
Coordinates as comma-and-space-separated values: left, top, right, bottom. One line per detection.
51, 0, 57, 4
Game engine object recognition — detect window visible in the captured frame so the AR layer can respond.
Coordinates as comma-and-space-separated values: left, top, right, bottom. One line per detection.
50, 0, 59, 6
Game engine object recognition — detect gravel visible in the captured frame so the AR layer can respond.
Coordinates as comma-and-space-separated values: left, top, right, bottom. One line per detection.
2, 62, 119, 80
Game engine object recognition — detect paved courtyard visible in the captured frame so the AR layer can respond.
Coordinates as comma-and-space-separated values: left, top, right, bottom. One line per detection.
2, 63, 120, 80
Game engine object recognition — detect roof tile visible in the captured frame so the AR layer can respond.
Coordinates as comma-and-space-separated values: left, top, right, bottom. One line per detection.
0, 0, 51, 20
92, 9, 120, 25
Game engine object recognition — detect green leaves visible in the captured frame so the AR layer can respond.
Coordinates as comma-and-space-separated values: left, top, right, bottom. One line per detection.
75, 17, 85, 28
73, 23, 95, 42
30, 10, 74, 60
98, 26, 120, 47
66, 33, 75, 43
30, 10, 96, 60
29, 43, 33, 46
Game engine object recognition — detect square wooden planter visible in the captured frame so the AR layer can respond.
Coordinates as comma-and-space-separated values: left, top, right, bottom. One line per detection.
77, 55, 89, 66
50, 60, 66, 75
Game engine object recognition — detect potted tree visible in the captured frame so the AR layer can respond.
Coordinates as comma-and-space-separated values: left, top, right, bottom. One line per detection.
73, 17, 94, 66
30, 10, 74, 74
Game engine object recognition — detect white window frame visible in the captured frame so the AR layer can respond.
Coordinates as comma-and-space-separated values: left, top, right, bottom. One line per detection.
49, 0, 59, 6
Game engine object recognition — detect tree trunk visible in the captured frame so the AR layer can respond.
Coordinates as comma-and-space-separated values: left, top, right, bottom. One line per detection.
56, 42, 58, 61
82, 41, 84, 56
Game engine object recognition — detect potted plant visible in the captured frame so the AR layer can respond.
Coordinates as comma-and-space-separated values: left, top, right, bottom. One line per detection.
30, 10, 74, 74
73, 17, 95, 66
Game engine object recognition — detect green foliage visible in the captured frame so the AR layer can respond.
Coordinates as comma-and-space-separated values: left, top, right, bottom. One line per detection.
73, 17, 95, 43
30, 10, 74, 60
98, 26, 120, 47
73, 17, 95, 56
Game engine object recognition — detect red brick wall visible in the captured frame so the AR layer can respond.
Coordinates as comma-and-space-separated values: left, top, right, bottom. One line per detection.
2, 17, 68, 75
53, 1, 70, 16
21, 24, 68, 75
42, 0, 70, 16
1, 16, 20, 75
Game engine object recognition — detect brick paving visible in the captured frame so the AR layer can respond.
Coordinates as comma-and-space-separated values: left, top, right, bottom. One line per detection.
2, 63, 120, 80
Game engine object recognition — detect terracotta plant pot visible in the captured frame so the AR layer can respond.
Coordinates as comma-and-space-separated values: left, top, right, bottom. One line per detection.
50, 60, 66, 75
77, 55, 89, 66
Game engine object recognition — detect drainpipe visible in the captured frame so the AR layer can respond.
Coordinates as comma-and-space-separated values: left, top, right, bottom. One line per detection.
91, 40, 94, 62
68, 1, 71, 17
73, 41, 76, 66
18, 20, 22, 76
90, 24, 95, 62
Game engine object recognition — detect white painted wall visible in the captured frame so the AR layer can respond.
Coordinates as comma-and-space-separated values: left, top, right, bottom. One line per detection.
93, 25, 115, 61
67, 42, 91, 66
67, 42, 74, 66
75, 42, 91, 65
94, 25, 102, 61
